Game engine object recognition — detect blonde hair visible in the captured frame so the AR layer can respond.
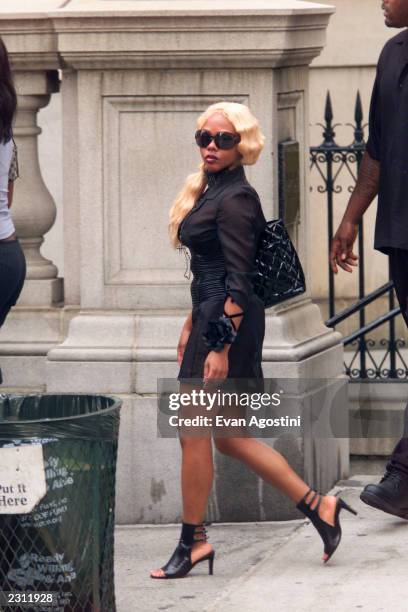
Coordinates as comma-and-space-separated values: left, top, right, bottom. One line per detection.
168, 101, 265, 248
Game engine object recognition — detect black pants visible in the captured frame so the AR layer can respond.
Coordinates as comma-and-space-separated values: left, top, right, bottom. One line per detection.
387, 248, 408, 476
0, 239, 26, 328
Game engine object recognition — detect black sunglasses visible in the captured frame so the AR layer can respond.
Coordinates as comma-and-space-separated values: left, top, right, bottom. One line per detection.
195, 129, 241, 150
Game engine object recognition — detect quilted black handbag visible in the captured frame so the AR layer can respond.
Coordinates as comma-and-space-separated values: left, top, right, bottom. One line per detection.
252, 218, 306, 308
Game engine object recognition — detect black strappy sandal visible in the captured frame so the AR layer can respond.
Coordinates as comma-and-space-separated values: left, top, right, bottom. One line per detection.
150, 521, 215, 579
296, 488, 357, 563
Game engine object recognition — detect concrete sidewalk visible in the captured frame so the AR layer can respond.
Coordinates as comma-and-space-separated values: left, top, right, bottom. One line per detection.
115, 474, 408, 612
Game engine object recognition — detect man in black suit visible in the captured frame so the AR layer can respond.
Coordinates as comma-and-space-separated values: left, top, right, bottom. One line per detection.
330, 0, 408, 519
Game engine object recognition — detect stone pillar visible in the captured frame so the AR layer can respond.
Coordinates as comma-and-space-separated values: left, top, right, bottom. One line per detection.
13, 70, 63, 307
45, 1, 346, 523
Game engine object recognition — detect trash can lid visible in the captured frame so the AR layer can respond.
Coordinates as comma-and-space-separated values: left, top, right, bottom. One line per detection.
0, 394, 122, 441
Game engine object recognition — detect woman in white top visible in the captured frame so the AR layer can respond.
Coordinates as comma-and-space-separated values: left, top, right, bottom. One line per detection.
0, 36, 25, 328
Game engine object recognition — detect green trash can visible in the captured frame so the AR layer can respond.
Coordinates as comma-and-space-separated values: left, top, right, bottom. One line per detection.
0, 393, 121, 612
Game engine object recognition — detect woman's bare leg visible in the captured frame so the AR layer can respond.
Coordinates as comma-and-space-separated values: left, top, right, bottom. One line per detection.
180, 436, 214, 522
215, 437, 309, 501
214, 437, 338, 561
150, 381, 215, 577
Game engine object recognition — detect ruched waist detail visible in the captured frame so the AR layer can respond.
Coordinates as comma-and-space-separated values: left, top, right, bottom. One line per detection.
190, 252, 227, 309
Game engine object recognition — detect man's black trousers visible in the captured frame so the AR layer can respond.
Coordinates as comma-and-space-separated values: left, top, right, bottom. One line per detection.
387, 248, 408, 476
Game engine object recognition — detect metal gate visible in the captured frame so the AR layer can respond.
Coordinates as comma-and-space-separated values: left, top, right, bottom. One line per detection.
310, 92, 406, 380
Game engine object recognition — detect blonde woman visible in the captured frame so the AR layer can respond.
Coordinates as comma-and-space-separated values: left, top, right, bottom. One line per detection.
150, 102, 356, 579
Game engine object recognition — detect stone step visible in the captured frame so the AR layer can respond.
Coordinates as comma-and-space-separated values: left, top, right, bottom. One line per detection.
348, 378, 406, 455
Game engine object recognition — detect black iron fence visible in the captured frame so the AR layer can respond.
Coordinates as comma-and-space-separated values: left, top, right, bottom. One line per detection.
310, 92, 406, 380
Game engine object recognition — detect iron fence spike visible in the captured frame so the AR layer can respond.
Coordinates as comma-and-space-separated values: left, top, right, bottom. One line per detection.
324, 91, 333, 123
354, 90, 363, 125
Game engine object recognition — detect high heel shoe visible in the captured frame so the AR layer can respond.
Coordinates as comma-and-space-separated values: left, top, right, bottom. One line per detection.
296, 488, 357, 563
150, 521, 215, 579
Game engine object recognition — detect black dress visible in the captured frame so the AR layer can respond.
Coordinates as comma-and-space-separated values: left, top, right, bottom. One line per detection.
177, 164, 267, 383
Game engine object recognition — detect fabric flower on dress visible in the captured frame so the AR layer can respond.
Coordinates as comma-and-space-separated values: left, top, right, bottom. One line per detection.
202, 315, 237, 351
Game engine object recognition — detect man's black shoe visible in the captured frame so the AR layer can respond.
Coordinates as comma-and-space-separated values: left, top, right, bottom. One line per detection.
360, 469, 408, 519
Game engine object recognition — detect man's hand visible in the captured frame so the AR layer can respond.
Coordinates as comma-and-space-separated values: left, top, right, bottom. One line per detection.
329, 150, 380, 274
330, 220, 359, 274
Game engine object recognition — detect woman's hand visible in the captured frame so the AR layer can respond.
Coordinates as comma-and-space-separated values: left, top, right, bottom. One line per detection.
177, 312, 193, 365
203, 345, 230, 387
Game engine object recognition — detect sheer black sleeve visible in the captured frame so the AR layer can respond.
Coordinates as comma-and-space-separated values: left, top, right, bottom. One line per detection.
216, 189, 265, 313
